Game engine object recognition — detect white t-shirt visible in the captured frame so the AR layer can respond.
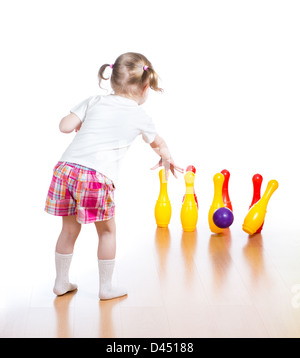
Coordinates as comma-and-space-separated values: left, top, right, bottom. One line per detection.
60, 95, 157, 186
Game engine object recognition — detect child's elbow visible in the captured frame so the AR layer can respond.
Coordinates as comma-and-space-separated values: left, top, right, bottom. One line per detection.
59, 118, 71, 133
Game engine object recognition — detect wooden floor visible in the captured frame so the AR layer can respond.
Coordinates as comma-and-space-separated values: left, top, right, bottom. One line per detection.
1, 206, 300, 338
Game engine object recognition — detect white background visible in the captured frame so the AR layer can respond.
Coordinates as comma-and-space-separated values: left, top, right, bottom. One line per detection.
0, 0, 299, 287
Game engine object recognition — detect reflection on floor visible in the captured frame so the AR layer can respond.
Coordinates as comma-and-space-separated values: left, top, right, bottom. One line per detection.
1, 221, 300, 337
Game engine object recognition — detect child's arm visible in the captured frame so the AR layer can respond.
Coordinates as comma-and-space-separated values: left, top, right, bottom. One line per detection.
59, 113, 82, 133
150, 134, 184, 180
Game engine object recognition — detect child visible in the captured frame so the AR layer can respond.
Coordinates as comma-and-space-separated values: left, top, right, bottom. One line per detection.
45, 52, 183, 300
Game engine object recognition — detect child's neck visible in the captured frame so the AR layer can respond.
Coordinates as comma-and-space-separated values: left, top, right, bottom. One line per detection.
113, 92, 144, 105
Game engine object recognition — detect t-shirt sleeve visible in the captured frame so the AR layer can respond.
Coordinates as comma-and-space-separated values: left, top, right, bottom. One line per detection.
70, 96, 93, 122
140, 114, 157, 144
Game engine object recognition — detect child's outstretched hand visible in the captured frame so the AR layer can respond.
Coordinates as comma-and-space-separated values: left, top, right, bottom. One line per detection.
149, 135, 184, 180
151, 157, 184, 181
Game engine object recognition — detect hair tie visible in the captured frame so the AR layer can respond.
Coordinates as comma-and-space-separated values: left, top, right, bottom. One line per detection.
110, 64, 114, 69
143, 65, 149, 71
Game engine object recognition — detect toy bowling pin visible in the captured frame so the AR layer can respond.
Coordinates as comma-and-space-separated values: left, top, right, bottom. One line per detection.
182, 165, 198, 208
208, 173, 225, 234
181, 171, 198, 231
249, 174, 264, 233
155, 169, 171, 228
221, 169, 233, 212
243, 179, 278, 235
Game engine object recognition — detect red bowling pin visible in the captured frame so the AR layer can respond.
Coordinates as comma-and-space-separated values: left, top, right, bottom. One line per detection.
249, 174, 264, 233
221, 169, 233, 212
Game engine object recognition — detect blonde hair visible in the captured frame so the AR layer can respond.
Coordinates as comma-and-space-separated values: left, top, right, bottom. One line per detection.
98, 52, 163, 95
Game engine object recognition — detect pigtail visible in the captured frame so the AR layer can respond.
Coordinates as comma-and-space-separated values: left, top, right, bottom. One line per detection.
98, 64, 111, 88
142, 66, 163, 93
147, 67, 163, 93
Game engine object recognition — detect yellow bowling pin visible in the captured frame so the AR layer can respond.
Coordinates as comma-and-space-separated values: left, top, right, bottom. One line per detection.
155, 169, 172, 228
243, 179, 278, 235
181, 171, 198, 232
208, 173, 225, 234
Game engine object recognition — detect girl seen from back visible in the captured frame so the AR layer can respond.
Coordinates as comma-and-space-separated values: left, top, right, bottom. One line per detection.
45, 52, 183, 300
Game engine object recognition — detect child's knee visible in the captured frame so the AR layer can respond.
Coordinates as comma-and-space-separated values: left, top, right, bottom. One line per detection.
62, 221, 81, 238
95, 218, 116, 235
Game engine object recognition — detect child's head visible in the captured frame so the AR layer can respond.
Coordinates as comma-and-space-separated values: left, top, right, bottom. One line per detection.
98, 52, 162, 104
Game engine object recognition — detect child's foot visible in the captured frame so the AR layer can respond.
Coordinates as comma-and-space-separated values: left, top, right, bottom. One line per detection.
99, 286, 127, 300
98, 259, 127, 300
53, 281, 78, 296
54, 252, 77, 296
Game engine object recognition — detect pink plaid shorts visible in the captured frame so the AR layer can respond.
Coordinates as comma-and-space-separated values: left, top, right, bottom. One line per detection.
44, 162, 115, 224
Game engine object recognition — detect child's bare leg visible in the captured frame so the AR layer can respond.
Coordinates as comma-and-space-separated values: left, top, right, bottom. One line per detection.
94, 218, 127, 300
56, 215, 81, 254
94, 217, 116, 260
53, 216, 81, 296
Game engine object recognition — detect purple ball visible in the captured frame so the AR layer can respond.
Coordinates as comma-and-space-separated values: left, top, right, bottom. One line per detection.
213, 207, 234, 229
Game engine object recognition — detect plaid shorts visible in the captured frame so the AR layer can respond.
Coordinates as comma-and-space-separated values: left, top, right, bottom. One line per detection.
44, 162, 115, 224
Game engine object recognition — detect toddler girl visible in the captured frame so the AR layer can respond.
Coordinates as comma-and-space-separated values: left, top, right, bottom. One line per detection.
45, 52, 183, 300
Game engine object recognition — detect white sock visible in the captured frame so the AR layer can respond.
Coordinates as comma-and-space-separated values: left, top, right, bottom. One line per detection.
53, 252, 78, 296
98, 259, 127, 300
